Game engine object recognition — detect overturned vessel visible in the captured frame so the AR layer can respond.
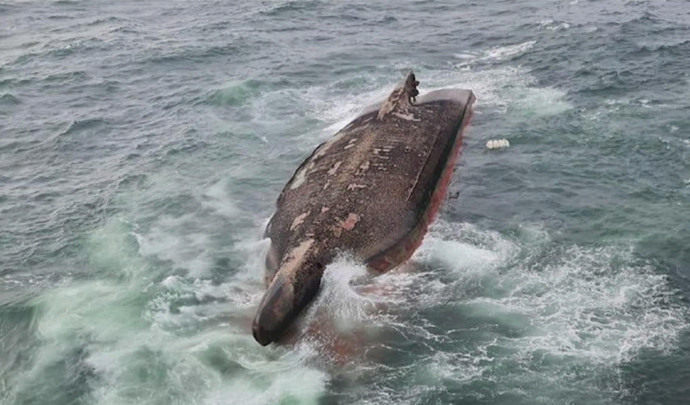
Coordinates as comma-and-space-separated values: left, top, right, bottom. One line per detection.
253, 72, 475, 345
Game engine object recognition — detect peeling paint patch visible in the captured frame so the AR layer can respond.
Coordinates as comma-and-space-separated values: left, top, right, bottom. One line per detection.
341, 213, 361, 230
344, 138, 357, 150
330, 210, 361, 237
327, 161, 342, 175
290, 168, 307, 189
289, 162, 314, 190
281, 239, 315, 278
290, 212, 309, 231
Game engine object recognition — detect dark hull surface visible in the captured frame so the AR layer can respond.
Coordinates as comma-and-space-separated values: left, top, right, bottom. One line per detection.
253, 73, 475, 345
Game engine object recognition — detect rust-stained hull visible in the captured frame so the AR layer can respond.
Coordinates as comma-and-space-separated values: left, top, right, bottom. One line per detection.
253, 73, 475, 345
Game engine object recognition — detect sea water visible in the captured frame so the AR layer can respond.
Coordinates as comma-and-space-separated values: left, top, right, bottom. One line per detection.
1, 1, 689, 404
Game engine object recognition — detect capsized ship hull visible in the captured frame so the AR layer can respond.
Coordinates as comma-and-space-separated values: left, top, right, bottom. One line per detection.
253, 73, 475, 345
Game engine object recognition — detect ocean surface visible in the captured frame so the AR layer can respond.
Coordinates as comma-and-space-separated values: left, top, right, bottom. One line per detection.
1, 1, 690, 404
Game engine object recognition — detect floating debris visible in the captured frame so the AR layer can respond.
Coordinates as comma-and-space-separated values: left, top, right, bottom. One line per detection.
486, 139, 510, 150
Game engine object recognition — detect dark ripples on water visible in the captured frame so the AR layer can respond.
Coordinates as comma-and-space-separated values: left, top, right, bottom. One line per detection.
1, 1, 689, 404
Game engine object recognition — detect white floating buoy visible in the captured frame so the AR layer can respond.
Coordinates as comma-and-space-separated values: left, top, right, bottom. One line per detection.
486, 139, 510, 150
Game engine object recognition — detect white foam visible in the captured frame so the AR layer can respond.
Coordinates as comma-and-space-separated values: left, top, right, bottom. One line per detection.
289, 221, 687, 402
303, 83, 393, 135
509, 86, 572, 117
236, 52, 572, 166
485, 40, 537, 60
137, 215, 212, 277
85, 217, 147, 279
202, 179, 242, 218
203, 353, 327, 405
454, 40, 537, 66
419, 221, 519, 262
14, 212, 688, 404
16, 227, 327, 405
399, 228, 686, 400
538, 19, 571, 31
305, 258, 372, 333
420, 66, 571, 118
233, 235, 272, 282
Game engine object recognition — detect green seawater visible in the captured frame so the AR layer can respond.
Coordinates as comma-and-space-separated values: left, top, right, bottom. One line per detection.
1, 1, 689, 404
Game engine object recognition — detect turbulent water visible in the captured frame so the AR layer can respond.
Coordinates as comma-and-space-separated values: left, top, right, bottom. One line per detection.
1, 1, 690, 404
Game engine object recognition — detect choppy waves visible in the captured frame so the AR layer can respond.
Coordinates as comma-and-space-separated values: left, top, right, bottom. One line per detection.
6, 212, 685, 404
2, 0, 690, 403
